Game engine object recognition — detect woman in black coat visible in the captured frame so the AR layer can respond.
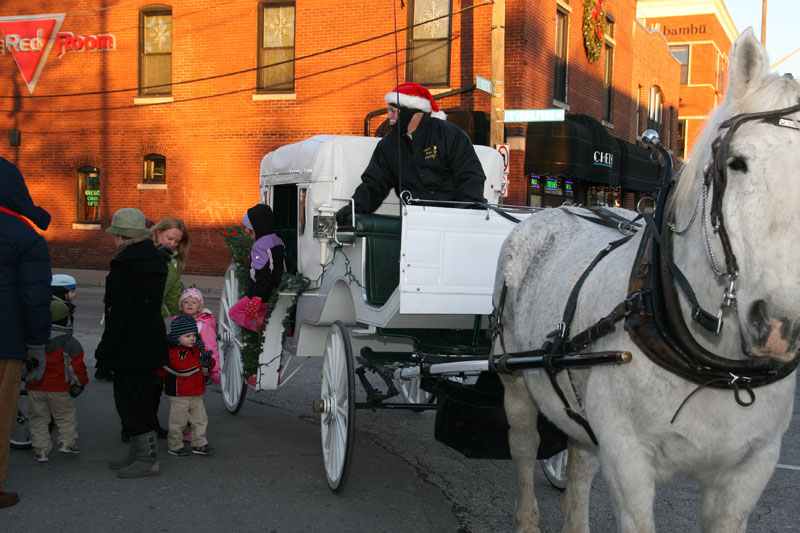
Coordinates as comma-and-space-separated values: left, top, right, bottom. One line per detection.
94, 208, 167, 478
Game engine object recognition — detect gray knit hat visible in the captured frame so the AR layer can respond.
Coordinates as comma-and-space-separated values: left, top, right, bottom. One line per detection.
106, 208, 151, 238
169, 313, 198, 344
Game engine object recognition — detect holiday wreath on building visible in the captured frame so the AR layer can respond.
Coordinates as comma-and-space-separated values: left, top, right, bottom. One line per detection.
582, 0, 607, 64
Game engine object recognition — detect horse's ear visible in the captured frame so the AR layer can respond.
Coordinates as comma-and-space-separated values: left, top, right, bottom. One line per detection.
727, 27, 770, 102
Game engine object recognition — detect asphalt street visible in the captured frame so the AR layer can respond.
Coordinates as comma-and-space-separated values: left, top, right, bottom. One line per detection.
4, 273, 799, 532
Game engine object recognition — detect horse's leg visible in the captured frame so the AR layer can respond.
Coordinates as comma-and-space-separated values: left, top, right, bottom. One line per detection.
600, 440, 656, 533
699, 442, 781, 533
560, 441, 598, 533
503, 373, 542, 533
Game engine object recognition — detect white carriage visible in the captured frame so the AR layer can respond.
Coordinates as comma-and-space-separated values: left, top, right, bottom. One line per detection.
216, 134, 561, 491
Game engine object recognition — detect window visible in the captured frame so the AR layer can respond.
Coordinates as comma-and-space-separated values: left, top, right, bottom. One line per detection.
648, 86, 664, 137
716, 53, 726, 93
139, 7, 172, 96
554, 8, 568, 102
407, 0, 452, 87
258, 1, 295, 92
602, 15, 614, 123
669, 45, 689, 84
143, 154, 166, 183
635, 85, 642, 138
677, 119, 687, 159
77, 167, 100, 223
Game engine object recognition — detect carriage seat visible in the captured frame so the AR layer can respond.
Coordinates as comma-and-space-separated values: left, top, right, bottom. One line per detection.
336, 214, 401, 306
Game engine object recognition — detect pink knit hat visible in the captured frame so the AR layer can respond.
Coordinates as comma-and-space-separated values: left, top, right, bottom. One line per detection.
179, 286, 204, 307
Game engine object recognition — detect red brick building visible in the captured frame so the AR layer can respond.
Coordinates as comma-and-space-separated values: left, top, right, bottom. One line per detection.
636, 0, 738, 158
1, 0, 679, 275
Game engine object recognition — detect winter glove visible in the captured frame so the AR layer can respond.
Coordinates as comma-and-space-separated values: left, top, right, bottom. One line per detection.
69, 384, 84, 398
156, 243, 173, 260
244, 297, 262, 320
25, 344, 46, 382
335, 205, 355, 227
199, 350, 214, 368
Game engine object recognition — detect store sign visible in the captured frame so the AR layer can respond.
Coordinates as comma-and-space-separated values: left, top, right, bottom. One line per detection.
0, 13, 116, 94
662, 24, 707, 37
593, 150, 613, 168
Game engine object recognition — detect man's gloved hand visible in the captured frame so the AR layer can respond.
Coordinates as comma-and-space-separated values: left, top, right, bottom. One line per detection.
335, 206, 351, 226
199, 350, 214, 368
69, 384, 84, 398
156, 243, 173, 259
25, 344, 46, 382
244, 297, 262, 320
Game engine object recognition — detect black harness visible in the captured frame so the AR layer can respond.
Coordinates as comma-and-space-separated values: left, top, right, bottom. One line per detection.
490, 100, 800, 443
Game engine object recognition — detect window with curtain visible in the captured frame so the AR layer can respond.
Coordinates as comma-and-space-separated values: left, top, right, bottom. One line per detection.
669, 45, 689, 84
554, 8, 568, 102
648, 86, 664, 138
139, 7, 172, 96
677, 119, 687, 159
258, 1, 295, 92
602, 14, 614, 122
407, 0, 452, 87
143, 154, 166, 184
77, 167, 100, 222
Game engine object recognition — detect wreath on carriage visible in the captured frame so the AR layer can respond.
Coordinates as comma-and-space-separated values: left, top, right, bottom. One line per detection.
582, 0, 607, 64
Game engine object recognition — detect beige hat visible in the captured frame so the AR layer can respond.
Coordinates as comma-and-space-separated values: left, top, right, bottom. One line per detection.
106, 208, 151, 238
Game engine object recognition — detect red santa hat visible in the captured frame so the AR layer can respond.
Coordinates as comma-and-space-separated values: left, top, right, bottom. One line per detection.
385, 82, 447, 120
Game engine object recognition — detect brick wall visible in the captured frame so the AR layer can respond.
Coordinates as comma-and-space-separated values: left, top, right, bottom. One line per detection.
2, 0, 678, 274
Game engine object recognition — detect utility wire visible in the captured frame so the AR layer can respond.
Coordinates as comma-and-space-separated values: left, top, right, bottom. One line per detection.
0, 1, 489, 100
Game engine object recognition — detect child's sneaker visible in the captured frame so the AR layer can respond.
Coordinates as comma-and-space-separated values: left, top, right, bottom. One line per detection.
58, 442, 80, 454
192, 444, 215, 456
168, 447, 190, 457
34, 450, 49, 463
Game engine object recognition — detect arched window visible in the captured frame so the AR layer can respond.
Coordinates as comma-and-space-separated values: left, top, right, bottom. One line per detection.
143, 153, 166, 183
77, 166, 100, 222
648, 86, 664, 137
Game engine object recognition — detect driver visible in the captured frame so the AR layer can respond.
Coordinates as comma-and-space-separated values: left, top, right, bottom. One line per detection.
336, 82, 487, 223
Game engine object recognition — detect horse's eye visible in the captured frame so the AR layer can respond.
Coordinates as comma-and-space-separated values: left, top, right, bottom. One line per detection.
727, 157, 748, 173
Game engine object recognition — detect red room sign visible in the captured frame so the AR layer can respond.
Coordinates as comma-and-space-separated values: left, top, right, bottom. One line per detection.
0, 13, 116, 94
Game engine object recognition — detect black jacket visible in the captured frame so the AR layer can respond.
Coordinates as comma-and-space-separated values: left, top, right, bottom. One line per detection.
95, 238, 168, 371
351, 114, 487, 214
0, 158, 51, 361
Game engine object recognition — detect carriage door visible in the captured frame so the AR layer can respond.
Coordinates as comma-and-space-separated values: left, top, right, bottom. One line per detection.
271, 184, 298, 274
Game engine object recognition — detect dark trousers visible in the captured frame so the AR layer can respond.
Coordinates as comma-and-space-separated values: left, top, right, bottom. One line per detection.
113, 369, 160, 437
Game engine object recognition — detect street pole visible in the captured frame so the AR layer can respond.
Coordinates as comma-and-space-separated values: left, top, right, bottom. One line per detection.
490, 0, 505, 148
761, 0, 767, 46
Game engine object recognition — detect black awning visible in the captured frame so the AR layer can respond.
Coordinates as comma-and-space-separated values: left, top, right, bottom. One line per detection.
524, 113, 620, 186
615, 138, 660, 192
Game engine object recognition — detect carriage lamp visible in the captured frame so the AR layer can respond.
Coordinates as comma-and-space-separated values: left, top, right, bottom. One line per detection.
314, 205, 337, 266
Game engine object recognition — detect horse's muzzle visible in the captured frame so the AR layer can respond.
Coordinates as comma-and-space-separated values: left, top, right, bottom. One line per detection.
746, 300, 799, 362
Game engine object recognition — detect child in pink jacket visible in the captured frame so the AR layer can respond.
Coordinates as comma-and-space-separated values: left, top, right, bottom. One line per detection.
175, 287, 220, 384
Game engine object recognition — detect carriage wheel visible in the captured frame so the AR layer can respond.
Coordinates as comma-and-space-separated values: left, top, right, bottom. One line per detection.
540, 449, 569, 491
10, 389, 33, 450
319, 321, 356, 492
218, 263, 247, 414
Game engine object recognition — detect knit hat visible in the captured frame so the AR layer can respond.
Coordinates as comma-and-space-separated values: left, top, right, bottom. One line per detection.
169, 313, 198, 344
179, 286, 204, 308
385, 82, 446, 120
52, 274, 77, 298
106, 208, 151, 238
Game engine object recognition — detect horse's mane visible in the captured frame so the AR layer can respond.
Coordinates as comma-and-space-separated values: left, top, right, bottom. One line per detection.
668, 73, 800, 223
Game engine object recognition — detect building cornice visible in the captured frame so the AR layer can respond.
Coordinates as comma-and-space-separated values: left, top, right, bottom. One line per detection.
636, 0, 738, 44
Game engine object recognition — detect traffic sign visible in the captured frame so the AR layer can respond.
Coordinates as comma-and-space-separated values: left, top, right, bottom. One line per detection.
476, 75, 493, 94
504, 108, 565, 123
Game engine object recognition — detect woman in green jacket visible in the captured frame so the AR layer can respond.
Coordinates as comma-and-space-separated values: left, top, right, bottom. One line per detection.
151, 217, 190, 317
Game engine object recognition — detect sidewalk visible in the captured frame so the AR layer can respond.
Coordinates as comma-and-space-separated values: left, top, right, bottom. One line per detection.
52, 267, 223, 296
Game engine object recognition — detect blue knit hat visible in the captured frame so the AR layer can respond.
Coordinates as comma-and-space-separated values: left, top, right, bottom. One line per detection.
169, 313, 198, 344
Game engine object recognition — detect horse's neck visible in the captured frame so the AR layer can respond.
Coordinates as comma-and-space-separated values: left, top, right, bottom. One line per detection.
667, 205, 743, 357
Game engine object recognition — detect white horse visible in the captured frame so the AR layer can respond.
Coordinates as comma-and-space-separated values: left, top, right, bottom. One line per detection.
494, 28, 799, 532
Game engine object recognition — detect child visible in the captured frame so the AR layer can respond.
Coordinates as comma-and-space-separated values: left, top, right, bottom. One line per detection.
160, 314, 215, 456
177, 286, 220, 384
51, 274, 77, 329
229, 204, 286, 331
26, 279, 89, 463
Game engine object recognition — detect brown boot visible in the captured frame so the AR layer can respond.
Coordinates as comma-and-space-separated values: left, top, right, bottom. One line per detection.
0, 491, 20, 508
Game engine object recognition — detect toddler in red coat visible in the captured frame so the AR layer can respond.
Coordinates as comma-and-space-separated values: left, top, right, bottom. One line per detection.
160, 314, 216, 457
27, 281, 89, 463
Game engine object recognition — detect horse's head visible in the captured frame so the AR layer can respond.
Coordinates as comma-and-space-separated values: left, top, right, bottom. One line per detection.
675, 28, 800, 363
